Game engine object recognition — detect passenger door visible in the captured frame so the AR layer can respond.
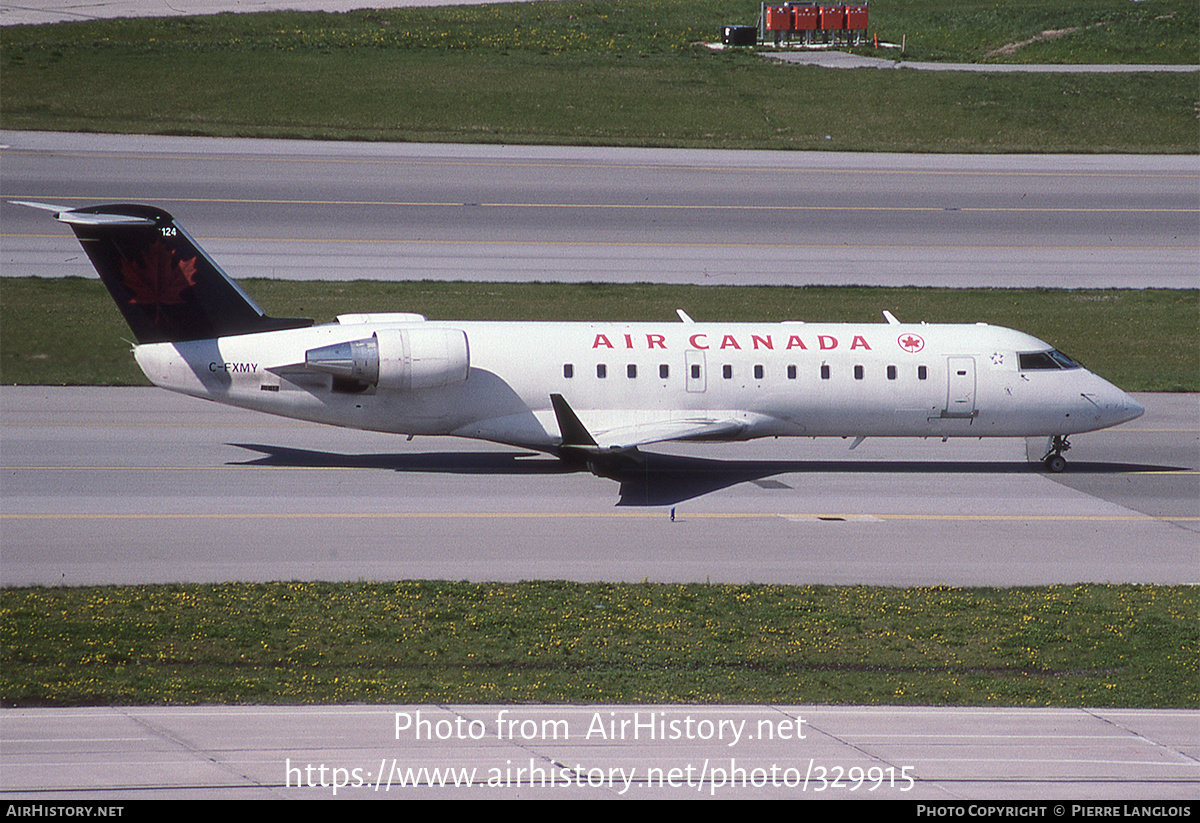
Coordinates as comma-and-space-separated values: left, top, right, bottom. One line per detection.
944, 356, 977, 418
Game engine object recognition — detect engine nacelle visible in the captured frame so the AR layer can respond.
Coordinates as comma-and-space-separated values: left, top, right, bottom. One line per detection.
305, 327, 469, 391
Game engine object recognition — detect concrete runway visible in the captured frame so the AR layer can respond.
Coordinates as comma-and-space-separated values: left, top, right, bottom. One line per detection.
1, 386, 1195, 588
3, 130, 1197, 288
3, 704, 1197, 799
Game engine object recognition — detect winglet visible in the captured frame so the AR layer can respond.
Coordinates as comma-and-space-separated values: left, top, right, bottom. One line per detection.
550, 394, 598, 447
883, 311, 900, 325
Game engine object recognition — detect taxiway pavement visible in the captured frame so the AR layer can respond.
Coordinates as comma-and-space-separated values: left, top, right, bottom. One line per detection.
1, 386, 1195, 588
3, 130, 1197, 289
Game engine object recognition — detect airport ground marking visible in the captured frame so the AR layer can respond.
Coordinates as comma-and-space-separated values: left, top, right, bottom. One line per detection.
8, 195, 1197, 216
4, 512, 1197, 522
9, 158, 1198, 180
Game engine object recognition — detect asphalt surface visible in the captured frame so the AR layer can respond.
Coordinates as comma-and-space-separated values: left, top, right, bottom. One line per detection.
2, 386, 1195, 587
4, 130, 1197, 288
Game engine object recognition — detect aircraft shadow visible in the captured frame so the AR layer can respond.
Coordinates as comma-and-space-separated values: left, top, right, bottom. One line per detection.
227, 443, 575, 475
228, 443, 1180, 507
612, 453, 1181, 506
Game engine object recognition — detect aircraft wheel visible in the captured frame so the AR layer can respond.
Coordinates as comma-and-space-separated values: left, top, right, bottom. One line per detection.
1044, 454, 1066, 473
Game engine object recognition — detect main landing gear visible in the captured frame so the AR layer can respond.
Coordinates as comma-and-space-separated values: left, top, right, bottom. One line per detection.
1042, 435, 1071, 473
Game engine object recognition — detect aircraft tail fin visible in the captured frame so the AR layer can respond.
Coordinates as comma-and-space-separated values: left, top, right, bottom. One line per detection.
45, 203, 313, 344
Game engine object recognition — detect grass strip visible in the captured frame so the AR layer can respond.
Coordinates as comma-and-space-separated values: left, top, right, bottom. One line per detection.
2, 278, 1195, 391
2, 0, 1195, 152
2, 582, 1194, 707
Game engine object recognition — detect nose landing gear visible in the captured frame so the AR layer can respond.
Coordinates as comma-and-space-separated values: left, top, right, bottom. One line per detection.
1042, 435, 1071, 473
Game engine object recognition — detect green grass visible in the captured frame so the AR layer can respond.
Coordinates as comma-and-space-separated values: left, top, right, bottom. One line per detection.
857, 0, 1199, 64
1, 0, 1196, 152
2, 582, 1194, 707
2, 278, 1195, 391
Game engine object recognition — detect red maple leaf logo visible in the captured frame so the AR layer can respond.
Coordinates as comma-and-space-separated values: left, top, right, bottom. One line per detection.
898, 333, 925, 353
118, 240, 198, 323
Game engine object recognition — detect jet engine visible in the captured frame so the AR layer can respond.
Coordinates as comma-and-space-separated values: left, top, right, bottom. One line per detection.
304, 327, 469, 391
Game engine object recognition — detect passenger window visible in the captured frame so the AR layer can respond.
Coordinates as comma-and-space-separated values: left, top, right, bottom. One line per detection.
660, 364, 669, 379
627, 364, 637, 379
821, 365, 830, 380
787, 365, 797, 380
918, 366, 927, 380
597, 364, 607, 379
723, 365, 732, 379
564, 364, 574, 378
854, 365, 864, 380
887, 365, 896, 380
754, 365, 764, 380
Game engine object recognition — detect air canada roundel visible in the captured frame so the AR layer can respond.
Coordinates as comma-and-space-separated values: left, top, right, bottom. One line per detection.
897, 333, 925, 353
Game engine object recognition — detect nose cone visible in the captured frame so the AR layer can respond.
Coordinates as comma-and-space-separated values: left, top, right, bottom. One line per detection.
1119, 394, 1145, 426
1079, 375, 1144, 432
1095, 386, 1144, 429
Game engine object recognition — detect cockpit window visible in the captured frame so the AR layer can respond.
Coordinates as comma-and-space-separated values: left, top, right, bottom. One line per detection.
1019, 350, 1082, 371
1048, 350, 1082, 369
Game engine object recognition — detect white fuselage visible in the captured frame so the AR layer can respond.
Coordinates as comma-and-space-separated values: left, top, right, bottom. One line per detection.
132, 318, 1144, 452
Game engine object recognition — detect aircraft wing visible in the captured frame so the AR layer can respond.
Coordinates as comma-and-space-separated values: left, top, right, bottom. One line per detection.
585, 417, 748, 450
550, 394, 746, 453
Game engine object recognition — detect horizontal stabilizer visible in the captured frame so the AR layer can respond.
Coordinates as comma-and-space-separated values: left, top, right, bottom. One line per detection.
10, 200, 77, 215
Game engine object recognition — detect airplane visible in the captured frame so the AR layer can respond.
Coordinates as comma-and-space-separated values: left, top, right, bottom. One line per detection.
20, 201, 1144, 475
